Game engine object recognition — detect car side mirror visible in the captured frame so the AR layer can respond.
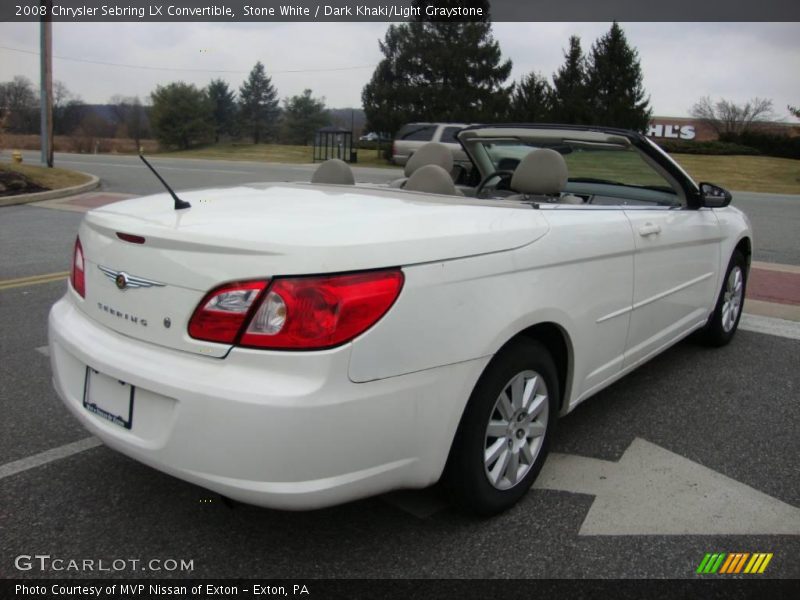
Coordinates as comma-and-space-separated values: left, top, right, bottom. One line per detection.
699, 182, 732, 208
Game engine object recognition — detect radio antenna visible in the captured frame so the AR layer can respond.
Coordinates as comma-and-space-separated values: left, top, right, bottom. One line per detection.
138, 154, 191, 210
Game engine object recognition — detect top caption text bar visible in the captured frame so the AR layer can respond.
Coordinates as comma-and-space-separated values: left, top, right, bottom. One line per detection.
3, 0, 800, 22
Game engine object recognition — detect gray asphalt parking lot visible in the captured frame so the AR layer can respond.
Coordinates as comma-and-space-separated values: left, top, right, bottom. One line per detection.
1, 156, 798, 581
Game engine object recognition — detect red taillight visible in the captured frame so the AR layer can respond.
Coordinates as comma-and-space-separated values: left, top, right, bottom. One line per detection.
188, 269, 404, 350
70, 237, 85, 298
188, 280, 268, 344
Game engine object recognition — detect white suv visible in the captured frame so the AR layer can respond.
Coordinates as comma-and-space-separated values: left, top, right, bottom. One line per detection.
392, 122, 472, 167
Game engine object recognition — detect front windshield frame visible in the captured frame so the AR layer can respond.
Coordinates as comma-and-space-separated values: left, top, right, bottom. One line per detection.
457, 125, 707, 207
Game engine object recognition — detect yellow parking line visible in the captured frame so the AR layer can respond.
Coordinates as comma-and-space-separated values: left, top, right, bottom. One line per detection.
0, 271, 69, 291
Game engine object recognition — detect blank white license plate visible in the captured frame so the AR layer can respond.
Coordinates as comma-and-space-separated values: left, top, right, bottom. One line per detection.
83, 367, 134, 429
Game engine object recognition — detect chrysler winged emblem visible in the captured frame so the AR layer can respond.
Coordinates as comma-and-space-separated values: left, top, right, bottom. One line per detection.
98, 265, 165, 291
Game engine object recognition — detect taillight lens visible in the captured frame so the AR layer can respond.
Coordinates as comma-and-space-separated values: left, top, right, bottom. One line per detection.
188, 280, 268, 344
242, 270, 404, 349
70, 237, 85, 298
188, 269, 404, 350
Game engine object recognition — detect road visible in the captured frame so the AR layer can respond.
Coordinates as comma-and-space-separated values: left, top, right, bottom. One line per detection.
0, 151, 798, 582
8, 150, 402, 194
6, 150, 799, 266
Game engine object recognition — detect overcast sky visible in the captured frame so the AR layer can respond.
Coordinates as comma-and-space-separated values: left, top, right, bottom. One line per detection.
1, 21, 798, 119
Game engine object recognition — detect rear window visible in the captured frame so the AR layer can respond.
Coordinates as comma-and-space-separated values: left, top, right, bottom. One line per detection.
440, 126, 463, 143
396, 125, 436, 141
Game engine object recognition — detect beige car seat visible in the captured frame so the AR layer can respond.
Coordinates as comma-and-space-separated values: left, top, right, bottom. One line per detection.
403, 164, 461, 196
390, 142, 454, 188
311, 158, 355, 185
508, 149, 582, 204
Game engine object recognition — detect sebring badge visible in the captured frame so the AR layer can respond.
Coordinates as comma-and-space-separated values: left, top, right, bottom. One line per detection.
98, 265, 165, 291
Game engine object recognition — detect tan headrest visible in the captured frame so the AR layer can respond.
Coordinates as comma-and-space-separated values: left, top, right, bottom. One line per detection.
311, 158, 355, 185
404, 142, 454, 177
510, 148, 568, 195
404, 164, 458, 196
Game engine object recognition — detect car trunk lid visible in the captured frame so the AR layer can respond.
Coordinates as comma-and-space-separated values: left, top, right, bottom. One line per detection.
75, 183, 548, 357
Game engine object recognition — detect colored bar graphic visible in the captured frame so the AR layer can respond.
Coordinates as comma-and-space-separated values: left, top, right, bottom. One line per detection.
720, 553, 740, 573
700, 553, 720, 574
745, 554, 762, 573
699, 552, 773, 575
696, 554, 712, 574
758, 554, 773, 573
719, 554, 735, 573
734, 553, 750, 573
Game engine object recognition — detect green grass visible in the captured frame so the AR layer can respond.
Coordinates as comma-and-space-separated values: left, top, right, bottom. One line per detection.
162, 142, 394, 168
563, 150, 668, 187
669, 154, 800, 195
160, 142, 800, 194
0, 163, 91, 191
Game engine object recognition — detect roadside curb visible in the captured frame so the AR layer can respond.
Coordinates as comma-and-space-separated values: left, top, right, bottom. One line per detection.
0, 172, 100, 207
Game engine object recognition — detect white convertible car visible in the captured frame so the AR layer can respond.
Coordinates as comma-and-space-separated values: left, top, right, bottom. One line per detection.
49, 124, 752, 515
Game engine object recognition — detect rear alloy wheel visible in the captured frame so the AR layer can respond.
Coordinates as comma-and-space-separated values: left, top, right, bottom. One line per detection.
699, 250, 747, 346
483, 370, 549, 490
446, 339, 558, 515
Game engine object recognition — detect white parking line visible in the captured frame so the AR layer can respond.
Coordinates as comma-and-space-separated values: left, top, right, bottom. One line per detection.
0, 437, 101, 480
740, 313, 800, 341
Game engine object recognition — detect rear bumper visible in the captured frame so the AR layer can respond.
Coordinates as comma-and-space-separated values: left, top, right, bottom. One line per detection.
48, 295, 487, 509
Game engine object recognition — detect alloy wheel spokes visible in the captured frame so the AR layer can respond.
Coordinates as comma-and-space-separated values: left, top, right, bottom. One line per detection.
721, 266, 744, 333
484, 370, 550, 490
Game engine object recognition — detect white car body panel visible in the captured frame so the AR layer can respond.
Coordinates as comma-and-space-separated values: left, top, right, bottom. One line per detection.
78, 184, 547, 357
48, 125, 753, 510
50, 296, 490, 509
623, 207, 722, 367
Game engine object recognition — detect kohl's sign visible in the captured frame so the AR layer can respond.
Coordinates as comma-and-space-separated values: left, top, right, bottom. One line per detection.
647, 123, 695, 140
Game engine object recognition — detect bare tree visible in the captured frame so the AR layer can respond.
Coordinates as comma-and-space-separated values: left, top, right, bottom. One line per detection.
108, 94, 149, 147
691, 96, 774, 136
53, 81, 72, 108
108, 94, 130, 131
126, 97, 148, 149
0, 76, 39, 133
789, 105, 800, 120
53, 81, 85, 135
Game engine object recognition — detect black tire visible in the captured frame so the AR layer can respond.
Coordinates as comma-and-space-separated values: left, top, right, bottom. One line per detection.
445, 338, 559, 515
698, 250, 747, 347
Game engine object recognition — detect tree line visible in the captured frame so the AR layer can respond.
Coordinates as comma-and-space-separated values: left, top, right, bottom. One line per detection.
2, 3, 796, 154
149, 62, 331, 149
0, 62, 332, 150
362, 3, 652, 135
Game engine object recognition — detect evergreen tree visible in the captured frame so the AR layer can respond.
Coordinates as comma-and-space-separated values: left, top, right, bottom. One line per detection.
239, 62, 280, 144
362, 0, 512, 135
584, 23, 651, 131
207, 79, 237, 143
551, 35, 589, 125
509, 72, 553, 122
281, 89, 330, 145
150, 83, 212, 150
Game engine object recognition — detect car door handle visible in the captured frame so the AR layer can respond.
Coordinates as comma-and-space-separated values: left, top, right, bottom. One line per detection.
638, 223, 662, 237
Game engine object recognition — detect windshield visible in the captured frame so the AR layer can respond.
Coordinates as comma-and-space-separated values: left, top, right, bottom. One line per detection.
483, 141, 675, 192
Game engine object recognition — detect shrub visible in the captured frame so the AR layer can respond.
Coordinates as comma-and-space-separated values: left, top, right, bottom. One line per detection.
720, 131, 800, 159
655, 139, 761, 156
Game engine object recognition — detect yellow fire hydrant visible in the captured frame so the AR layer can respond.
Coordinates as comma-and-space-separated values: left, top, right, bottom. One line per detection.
11, 150, 23, 163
